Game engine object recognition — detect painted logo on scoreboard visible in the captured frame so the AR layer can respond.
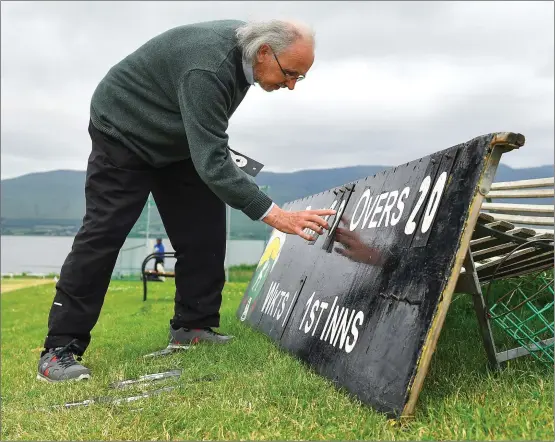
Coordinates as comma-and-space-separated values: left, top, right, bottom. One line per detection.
240, 230, 287, 321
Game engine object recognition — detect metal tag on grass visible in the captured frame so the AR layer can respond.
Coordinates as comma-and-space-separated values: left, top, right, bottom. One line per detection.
49, 373, 218, 410
110, 369, 182, 389
143, 344, 190, 358
54, 386, 176, 409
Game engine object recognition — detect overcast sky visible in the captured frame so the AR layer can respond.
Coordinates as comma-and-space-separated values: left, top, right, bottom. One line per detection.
1, 1, 553, 180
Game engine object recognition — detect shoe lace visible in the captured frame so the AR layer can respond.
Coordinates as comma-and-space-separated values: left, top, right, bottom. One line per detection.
53, 339, 83, 368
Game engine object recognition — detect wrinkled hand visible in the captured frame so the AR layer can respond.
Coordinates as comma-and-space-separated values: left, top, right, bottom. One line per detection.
262, 205, 337, 241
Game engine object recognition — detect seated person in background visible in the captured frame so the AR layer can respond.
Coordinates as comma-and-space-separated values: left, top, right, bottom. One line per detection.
154, 238, 166, 281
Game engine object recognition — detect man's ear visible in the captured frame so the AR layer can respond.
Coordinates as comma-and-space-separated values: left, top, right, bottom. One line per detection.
256, 44, 271, 62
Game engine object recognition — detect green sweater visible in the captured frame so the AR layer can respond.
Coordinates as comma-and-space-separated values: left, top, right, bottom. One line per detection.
90, 20, 273, 221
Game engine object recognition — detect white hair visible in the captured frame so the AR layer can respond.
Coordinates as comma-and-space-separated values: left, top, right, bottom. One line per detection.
236, 20, 315, 64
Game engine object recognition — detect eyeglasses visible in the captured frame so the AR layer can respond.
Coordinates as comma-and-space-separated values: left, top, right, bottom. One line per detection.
269, 46, 305, 82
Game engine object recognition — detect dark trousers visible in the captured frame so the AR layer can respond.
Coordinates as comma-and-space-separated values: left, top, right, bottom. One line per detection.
153, 257, 165, 271
44, 122, 226, 353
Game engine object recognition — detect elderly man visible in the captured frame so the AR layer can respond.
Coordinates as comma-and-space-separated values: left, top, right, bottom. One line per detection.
37, 19, 335, 382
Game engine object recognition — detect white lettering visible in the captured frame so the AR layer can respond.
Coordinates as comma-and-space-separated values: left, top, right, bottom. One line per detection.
320, 296, 338, 339
261, 282, 291, 320
335, 309, 356, 349
378, 190, 399, 228
276, 292, 289, 320
261, 281, 279, 314
421, 171, 448, 233
304, 298, 320, 334
349, 189, 370, 231
312, 301, 328, 336
299, 292, 315, 330
391, 186, 410, 226
325, 306, 346, 345
268, 286, 280, 316
405, 176, 431, 235
368, 192, 389, 229
345, 311, 365, 353
294, 294, 365, 354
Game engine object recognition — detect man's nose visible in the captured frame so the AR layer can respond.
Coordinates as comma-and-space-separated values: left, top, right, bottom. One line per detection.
286, 78, 297, 90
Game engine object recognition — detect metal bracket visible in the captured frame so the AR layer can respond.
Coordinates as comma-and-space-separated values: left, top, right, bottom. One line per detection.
496, 338, 555, 363
478, 146, 504, 196
322, 184, 356, 253
456, 251, 500, 370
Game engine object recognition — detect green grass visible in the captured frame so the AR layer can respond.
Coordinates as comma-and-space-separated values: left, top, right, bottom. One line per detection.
227, 264, 257, 283
1, 279, 553, 440
110, 264, 258, 283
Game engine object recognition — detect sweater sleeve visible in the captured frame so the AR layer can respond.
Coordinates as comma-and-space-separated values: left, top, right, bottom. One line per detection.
178, 69, 273, 220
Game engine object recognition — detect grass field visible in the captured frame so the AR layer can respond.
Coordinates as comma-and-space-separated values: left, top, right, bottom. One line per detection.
1, 275, 553, 440
0, 277, 55, 294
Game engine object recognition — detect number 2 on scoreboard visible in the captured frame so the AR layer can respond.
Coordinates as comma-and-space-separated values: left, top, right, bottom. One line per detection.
404, 171, 449, 236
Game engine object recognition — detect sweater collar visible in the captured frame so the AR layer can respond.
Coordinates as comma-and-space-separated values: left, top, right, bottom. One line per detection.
242, 57, 255, 85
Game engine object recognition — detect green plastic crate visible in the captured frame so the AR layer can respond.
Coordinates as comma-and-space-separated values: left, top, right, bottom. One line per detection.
488, 271, 554, 367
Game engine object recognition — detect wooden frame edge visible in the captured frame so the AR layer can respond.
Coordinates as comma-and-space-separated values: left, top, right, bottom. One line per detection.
490, 132, 525, 149
400, 143, 510, 418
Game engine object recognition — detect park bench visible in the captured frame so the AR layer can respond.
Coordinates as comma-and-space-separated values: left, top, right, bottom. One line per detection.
455, 176, 554, 369
141, 252, 175, 300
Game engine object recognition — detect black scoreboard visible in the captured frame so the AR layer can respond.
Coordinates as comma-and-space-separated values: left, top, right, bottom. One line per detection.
236, 132, 524, 417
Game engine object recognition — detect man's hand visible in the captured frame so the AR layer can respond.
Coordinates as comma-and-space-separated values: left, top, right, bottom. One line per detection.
262, 205, 337, 241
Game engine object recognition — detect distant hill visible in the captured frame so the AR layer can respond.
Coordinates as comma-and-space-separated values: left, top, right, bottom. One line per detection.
1, 163, 553, 239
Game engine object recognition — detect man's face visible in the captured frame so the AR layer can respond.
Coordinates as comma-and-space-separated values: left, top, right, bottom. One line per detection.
253, 40, 315, 92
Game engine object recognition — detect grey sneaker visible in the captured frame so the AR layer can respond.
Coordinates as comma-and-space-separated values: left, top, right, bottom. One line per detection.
37, 340, 91, 382
169, 325, 234, 346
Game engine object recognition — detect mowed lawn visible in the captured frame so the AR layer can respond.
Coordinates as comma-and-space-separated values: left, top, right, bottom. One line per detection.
0, 277, 55, 294
1, 277, 553, 441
